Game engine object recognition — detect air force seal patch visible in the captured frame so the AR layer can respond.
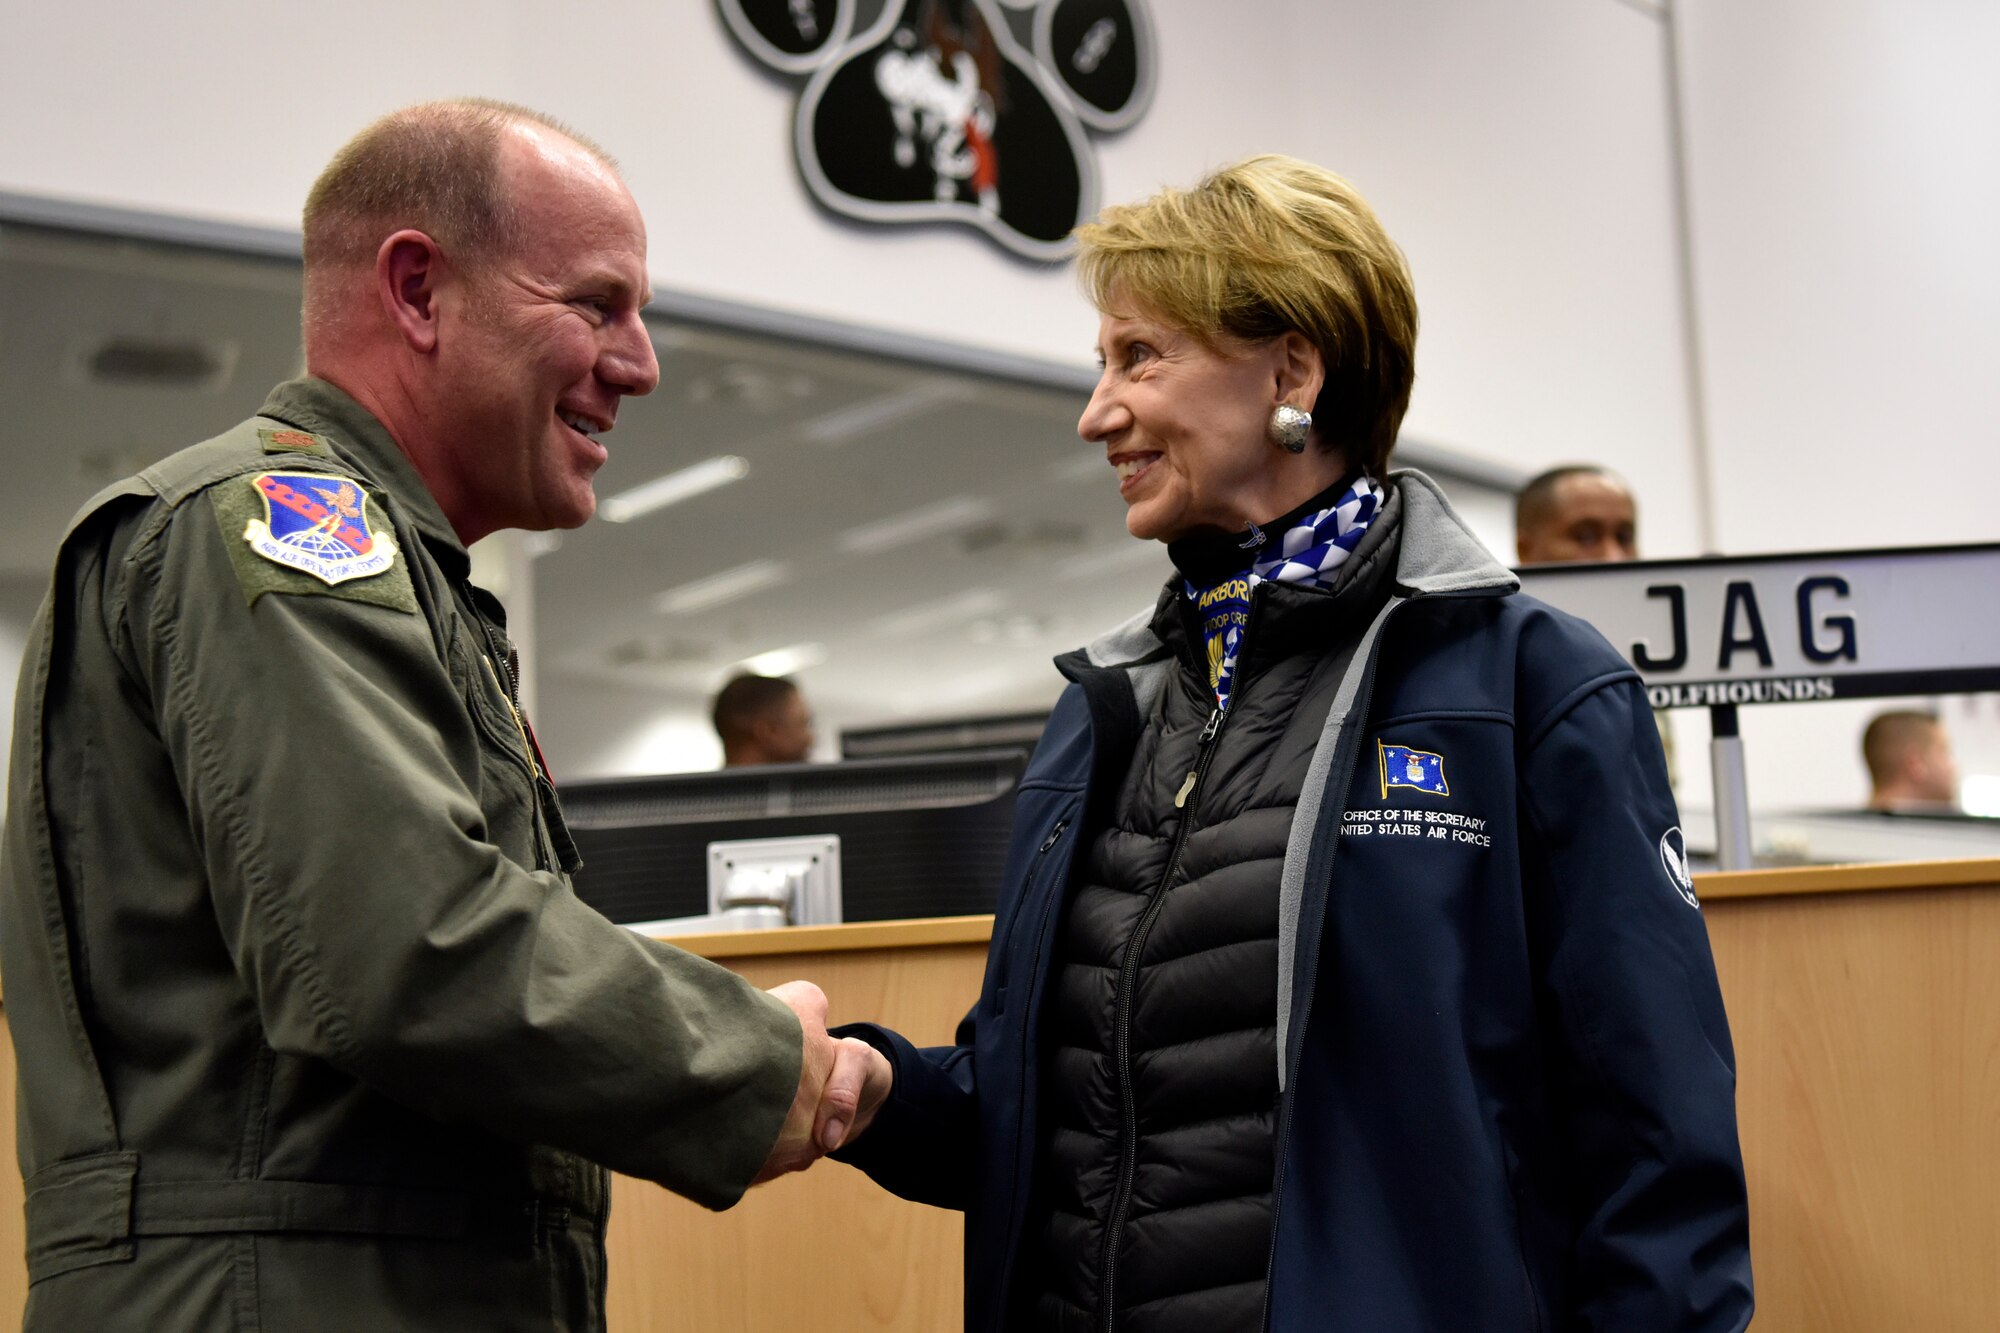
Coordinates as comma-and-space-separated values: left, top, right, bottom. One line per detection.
1379, 741, 1449, 798
241, 472, 399, 586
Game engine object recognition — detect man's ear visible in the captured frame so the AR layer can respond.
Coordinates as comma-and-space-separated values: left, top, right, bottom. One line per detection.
1273, 331, 1325, 413
376, 230, 447, 354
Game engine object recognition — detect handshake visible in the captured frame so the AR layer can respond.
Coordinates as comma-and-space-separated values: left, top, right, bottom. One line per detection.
754, 980, 895, 1183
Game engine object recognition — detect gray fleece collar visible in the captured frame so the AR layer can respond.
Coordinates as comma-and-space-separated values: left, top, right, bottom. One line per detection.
1077, 468, 1514, 675
1386, 469, 1520, 596
1070, 468, 1517, 1088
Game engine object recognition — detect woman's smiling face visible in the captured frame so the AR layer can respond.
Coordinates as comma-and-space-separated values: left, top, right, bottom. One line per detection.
1078, 307, 1308, 543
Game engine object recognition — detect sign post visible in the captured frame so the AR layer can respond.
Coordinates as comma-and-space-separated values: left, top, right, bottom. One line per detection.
1517, 543, 2000, 870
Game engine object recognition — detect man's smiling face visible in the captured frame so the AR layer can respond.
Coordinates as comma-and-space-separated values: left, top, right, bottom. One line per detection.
435, 125, 660, 540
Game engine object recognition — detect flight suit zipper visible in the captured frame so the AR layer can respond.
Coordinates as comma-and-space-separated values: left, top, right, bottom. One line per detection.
1097, 669, 1235, 1331
475, 619, 579, 873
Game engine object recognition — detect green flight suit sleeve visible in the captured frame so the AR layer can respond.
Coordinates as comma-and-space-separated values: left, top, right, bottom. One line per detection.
115, 489, 801, 1212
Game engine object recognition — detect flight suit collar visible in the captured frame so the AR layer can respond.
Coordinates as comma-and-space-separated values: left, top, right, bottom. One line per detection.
256, 376, 472, 582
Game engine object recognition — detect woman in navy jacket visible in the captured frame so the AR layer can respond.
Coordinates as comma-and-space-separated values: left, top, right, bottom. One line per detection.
831, 156, 1752, 1332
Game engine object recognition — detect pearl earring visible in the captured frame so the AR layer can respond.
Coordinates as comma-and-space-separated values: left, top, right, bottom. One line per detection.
1269, 404, 1312, 454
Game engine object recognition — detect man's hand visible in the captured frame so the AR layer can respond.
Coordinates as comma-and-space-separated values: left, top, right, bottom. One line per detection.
818, 1035, 892, 1152
753, 980, 895, 1183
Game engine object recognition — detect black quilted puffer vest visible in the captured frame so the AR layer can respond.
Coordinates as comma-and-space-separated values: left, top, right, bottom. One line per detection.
1012, 492, 1401, 1333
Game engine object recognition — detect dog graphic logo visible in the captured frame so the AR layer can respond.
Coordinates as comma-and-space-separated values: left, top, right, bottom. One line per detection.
718, 0, 1155, 259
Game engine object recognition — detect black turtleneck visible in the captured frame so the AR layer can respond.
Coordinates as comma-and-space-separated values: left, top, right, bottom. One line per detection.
1165, 468, 1369, 586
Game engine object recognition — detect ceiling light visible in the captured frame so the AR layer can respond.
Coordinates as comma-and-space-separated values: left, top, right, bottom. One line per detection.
870, 588, 1006, 638
838, 496, 994, 554
802, 379, 974, 445
735, 642, 827, 677
599, 455, 749, 523
1057, 538, 1170, 579
1962, 775, 2000, 818
653, 559, 791, 615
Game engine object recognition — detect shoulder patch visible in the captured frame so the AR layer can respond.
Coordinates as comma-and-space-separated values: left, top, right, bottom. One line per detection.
209, 471, 416, 613
258, 427, 332, 456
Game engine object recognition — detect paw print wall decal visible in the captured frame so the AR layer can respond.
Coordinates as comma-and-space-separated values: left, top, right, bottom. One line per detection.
718, 0, 1155, 260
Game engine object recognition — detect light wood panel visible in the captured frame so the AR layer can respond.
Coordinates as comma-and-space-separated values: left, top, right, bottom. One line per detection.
0, 1014, 19, 1318
1, 861, 1995, 1329
1697, 855, 2000, 901
604, 941, 983, 1332
1707, 882, 2000, 1331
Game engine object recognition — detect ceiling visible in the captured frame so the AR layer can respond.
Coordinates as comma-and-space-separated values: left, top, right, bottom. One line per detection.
0, 211, 1516, 775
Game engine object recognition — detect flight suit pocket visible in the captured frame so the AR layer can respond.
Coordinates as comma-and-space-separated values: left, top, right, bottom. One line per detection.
23, 1151, 138, 1282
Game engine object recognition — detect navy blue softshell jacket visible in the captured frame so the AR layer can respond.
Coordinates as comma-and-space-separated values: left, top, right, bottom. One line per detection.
837, 474, 1753, 1332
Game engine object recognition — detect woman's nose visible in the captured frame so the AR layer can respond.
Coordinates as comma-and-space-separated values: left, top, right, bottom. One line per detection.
1077, 377, 1119, 443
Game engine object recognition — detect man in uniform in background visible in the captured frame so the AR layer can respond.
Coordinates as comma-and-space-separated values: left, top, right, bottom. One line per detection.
713, 673, 816, 767
1515, 463, 1677, 784
1863, 710, 1963, 812
1515, 464, 1640, 565
0, 100, 885, 1332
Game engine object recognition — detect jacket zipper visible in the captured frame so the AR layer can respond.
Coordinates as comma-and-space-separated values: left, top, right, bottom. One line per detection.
1253, 598, 1400, 1332
989, 813, 1074, 1332
1097, 693, 1229, 1332
1012, 818, 1073, 1010
1248, 583, 1526, 1330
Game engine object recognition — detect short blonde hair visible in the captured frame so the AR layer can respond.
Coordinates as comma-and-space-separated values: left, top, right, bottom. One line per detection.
1073, 155, 1418, 477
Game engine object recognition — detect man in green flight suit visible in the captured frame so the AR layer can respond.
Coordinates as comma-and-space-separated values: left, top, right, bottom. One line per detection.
0, 99, 889, 1331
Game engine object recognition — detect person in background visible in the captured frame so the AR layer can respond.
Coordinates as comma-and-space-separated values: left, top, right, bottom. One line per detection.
825, 155, 1751, 1332
1515, 462, 1679, 784
1515, 463, 1640, 564
714, 672, 817, 766
1863, 709, 1962, 812
0, 99, 885, 1333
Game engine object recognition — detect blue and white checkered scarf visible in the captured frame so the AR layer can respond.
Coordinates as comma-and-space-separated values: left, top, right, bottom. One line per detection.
1186, 475, 1384, 710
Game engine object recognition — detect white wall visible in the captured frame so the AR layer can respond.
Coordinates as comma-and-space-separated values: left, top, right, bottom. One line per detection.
0, 0, 1696, 505
1680, 0, 2000, 555
4, 0, 1993, 811
1670, 0, 2000, 813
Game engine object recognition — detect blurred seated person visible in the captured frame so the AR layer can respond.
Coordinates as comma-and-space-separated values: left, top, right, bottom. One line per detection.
1515, 464, 1639, 564
1863, 709, 1961, 813
713, 674, 816, 767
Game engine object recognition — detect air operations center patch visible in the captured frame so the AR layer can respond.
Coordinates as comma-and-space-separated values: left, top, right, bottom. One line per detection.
210, 470, 416, 613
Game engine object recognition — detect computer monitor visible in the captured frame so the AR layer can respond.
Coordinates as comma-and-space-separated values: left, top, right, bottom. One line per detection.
559, 748, 1030, 926
839, 710, 1050, 761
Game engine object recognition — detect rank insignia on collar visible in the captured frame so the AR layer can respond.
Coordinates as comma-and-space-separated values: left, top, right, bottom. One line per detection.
1379, 741, 1450, 798
240, 472, 399, 586
257, 427, 329, 454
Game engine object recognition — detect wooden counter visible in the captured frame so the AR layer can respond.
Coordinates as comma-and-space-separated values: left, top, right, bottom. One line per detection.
624, 856, 2000, 1320
1, 861, 1995, 1329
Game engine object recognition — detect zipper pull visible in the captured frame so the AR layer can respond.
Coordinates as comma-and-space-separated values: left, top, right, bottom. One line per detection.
1038, 819, 1069, 854
1176, 709, 1223, 809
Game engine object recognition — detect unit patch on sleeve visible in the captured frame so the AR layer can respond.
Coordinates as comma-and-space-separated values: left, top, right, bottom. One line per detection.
210, 471, 416, 613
